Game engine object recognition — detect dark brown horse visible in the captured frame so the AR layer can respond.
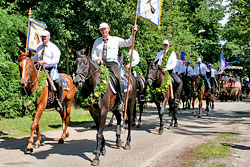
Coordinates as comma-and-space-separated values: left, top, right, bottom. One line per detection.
146, 61, 178, 135
73, 49, 137, 166
180, 75, 192, 110
18, 50, 76, 153
191, 75, 210, 118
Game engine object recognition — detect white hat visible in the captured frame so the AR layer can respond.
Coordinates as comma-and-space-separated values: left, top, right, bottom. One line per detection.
196, 58, 202, 62
99, 22, 110, 29
162, 40, 169, 45
41, 30, 50, 36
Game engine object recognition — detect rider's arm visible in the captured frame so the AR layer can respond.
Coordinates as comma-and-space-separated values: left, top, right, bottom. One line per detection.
91, 38, 102, 64
165, 51, 177, 70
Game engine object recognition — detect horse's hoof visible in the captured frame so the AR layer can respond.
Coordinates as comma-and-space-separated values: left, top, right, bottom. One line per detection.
174, 123, 178, 127
120, 128, 126, 134
136, 123, 141, 128
107, 123, 112, 127
24, 148, 33, 154
158, 129, 164, 135
170, 122, 173, 126
132, 123, 136, 127
91, 159, 100, 166
124, 144, 131, 150
58, 138, 64, 144
34, 144, 40, 148
66, 132, 69, 138
198, 115, 201, 118
116, 140, 122, 148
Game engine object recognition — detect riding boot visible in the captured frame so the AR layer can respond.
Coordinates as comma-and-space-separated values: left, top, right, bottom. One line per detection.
117, 82, 125, 111
138, 77, 145, 102
54, 78, 63, 111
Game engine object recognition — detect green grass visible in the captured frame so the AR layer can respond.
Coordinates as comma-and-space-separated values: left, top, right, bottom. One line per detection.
0, 107, 93, 137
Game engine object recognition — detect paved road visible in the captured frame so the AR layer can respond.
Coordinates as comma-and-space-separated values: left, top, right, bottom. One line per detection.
0, 100, 250, 167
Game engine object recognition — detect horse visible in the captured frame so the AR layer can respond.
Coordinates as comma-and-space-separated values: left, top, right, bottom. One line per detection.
207, 77, 217, 109
18, 50, 76, 154
146, 61, 178, 135
180, 75, 192, 110
73, 49, 137, 166
191, 75, 210, 118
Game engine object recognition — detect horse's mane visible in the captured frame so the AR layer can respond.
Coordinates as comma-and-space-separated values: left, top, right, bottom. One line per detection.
17, 50, 32, 62
76, 49, 99, 70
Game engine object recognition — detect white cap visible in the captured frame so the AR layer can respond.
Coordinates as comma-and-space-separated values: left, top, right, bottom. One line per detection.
196, 58, 202, 62
99, 22, 110, 29
162, 40, 169, 45
41, 30, 50, 36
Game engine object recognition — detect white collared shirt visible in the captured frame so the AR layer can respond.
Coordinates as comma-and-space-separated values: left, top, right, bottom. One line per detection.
128, 49, 140, 67
182, 65, 193, 76
206, 68, 220, 77
91, 35, 133, 63
154, 49, 177, 71
193, 63, 207, 76
174, 59, 184, 74
33, 41, 61, 68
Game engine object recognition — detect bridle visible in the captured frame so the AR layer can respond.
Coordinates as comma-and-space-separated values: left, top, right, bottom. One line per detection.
147, 63, 163, 83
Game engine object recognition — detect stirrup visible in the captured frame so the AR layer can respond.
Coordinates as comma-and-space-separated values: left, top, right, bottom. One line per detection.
117, 101, 124, 111
56, 99, 63, 111
140, 95, 145, 102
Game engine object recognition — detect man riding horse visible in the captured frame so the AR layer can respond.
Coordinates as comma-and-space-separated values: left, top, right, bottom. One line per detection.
32, 30, 63, 111
206, 63, 220, 94
154, 40, 182, 106
193, 58, 211, 95
91, 22, 138, 110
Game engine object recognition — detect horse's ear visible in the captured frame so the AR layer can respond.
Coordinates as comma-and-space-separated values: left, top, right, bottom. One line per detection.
28, 50, 32, 58
80, 48, 86, 55
18, 50, 22, 55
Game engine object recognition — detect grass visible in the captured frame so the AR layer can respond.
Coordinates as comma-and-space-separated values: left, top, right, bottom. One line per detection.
184, 133, 236, 167
0, 107, 93, 137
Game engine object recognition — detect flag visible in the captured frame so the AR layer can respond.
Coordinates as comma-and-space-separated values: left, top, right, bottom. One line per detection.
180, 51, 186, 66
220, 52, 229, 73
138, 0, 164, 28
26, 18, 47, 52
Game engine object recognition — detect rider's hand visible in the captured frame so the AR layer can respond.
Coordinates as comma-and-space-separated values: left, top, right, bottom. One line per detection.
132, 25, 138, 34
38, 61, 46, 66
97, 58, 103, 65
163, 68, 168, 72
125, 64, 130, 69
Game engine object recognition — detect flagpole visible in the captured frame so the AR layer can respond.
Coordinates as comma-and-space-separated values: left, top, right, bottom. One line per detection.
124, 0, 139, 121
219, 48, 223, 94
25, 8, 32, 53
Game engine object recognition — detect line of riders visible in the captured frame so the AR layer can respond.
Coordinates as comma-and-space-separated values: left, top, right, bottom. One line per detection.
18, 23, 249, 166
31, 23, 228, 113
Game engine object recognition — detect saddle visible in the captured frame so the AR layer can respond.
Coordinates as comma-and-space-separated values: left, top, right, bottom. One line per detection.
109, 71, 129, 94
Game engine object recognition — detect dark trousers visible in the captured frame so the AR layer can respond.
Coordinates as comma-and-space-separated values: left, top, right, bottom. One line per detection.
201, 75, 211, 92
105, 61, 124, 100
169, 70, 182, 100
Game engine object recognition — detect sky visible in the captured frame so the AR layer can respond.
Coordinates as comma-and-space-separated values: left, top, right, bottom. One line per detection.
219, 0, 230, 26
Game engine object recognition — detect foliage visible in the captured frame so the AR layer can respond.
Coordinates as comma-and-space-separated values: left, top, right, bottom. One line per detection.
0, 60, 22, 119
23, 71, 47, 117
81, 65, 110, 106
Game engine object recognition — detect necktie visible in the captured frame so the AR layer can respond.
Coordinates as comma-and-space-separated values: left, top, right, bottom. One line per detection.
199, 64, 201, 75
102, 39, 108, 61
40, 44, 46, 61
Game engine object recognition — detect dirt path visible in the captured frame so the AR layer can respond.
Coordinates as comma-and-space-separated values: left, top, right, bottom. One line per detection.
0, 100, 250, 167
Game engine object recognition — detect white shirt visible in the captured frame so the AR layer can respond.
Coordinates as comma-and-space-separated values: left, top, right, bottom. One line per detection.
246, 77, 249, 82
193, 63, 207, 76
33, 41, 61, 68
174, 59, 184, 74
154, 49, 177, 71
206, 68, 220, 77
128, 49, 140, 67
182, 65, 193, 76
91, 35, 133, 63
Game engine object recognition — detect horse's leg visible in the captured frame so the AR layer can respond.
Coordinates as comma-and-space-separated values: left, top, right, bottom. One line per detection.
137, 101, 143, 128
132, 102, 137, 127
124, 101, 134, 150
192, 96, 196, 116
173, 106, 178, 127
198, 95, 203, 118
108, 113, 115, 127
92, 110, 108, 166
158, 100, 167, 135
113, 110, 122, 148
25, 105, 45, 154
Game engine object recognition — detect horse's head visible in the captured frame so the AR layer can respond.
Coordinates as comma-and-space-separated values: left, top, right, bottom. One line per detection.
73, 49, 90, 87
147, 60, 161, 86
191, 75, 201, 92
18, 50, 34, 87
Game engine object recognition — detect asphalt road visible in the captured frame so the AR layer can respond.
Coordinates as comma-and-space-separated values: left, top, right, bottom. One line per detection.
0, 100, 250, 167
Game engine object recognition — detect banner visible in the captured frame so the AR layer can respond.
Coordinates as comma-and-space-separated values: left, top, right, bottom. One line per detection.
220, 51, 229, 73
180, 51, 186, 66
138, 0, 163, 28
26, 19, 47, 52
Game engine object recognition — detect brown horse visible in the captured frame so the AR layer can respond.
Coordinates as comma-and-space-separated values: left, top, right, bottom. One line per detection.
18, 50, 76, 153
73, 49, 137, 166
147, 61, 178, 135
191, 75, 210, 118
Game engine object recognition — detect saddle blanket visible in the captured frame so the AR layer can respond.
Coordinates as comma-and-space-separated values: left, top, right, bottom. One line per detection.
47, 75, 69, 91
109, 76, 130, 94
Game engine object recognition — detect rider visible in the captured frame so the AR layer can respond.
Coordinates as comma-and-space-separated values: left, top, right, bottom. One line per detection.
154, 40, 182, 106
123, 46, 145, 101
91, 22, 138, 110
193, 58, 211, 95
33, 30, 63, 111
206, 63, 220, 93
182, 60, 193, 78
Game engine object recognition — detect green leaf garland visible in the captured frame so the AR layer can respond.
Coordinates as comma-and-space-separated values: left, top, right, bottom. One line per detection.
83, 65, 110, 106
23, 71, 47, 117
